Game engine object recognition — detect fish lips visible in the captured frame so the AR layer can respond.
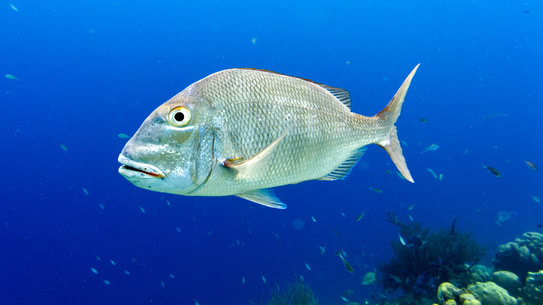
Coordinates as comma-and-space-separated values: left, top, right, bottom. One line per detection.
118, 154, 165, 179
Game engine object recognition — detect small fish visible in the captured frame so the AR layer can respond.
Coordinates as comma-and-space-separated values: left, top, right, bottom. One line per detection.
426, 168, 437, 179
110, 260, 116, 266
166, 200, 171, 206
417, 118, 428, 123
340, 212, 346, 217
340, 296, 349, 302
117, 133, 130, 139
538, 224, 543, 229
194, 300, 200, 305
241, 276, 245, 285
355, 212, 365, 221
531, 195, 540, 203
9, 3, 18, 11
273, 232, 280, 240
525, 160, 537, 170
483, 164, 501, 177
96, 256, 101, 261
170, 274, 175, 279
4, 74, 19, 81
262, 274, 267, 285
421, 143, 439, 153
311, 216, 316, 223
139, 206, 146, 213
336, 250, 354, 273
59, 142, 68, 151
368, 187, 382, 193
90, 267, 98, 274
118, 66, 419, 209
161, 281, 165, 288
124, 270, 131, 275
305, 263, 311, 270
396, 171, 406, 180
391, 275, 402, 283
103, 280, 111, 285
407, 204, 415, 211
176, 227, 181, 233
408, 215, 414, 222
399, 234, 407, 246
483, 113, 508, 120
82, 188, 89, 195
438, 173, 444, 181
319, 246, 325, 256
99, 203, 105, 210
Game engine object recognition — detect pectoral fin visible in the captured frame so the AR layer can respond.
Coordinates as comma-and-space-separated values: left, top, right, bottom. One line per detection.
223, 131, 287, 180
236, 188, 287, 209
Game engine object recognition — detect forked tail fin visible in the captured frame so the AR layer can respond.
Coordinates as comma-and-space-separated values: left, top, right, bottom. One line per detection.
376, 64, 420, 183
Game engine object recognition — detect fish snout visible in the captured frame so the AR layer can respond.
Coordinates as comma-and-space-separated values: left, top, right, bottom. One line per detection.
118, 154, 165, 179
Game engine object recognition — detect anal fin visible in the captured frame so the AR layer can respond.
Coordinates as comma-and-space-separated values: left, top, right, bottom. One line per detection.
319, 147, 367, 181
236, 189, 286, 209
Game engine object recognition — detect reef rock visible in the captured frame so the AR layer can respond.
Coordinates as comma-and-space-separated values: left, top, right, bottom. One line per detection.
467, 281, 517, 305
438, 282, 463, 303
492, 271, 521, 295
494, 232, 543, 279
524, 270, 543, 303
460, 293, 481, 305
471, 264, 493, 283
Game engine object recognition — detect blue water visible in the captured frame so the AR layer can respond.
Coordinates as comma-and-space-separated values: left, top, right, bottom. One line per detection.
1, 1, 542, 304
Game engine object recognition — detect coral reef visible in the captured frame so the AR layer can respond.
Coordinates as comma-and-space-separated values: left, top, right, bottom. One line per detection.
524, 270, 543, 303
494, 232, 543, 281
266, 279, 318, 305
379, 212, 485, 300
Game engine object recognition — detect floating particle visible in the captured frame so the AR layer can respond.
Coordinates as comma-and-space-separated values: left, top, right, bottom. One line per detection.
117, 133, 130, 139
139, 206, 146, 213
176, 227, 181, 233
103, 279, 111, 285
262, 274, 267, 285
166, 200, 171, 206
161, 281, 165, 288
4, 74, 19, 81
9, 3, 18, 11
169, 273, 175, 279
82, 188, 89, 195
99, 203, 105, 210
110, 260, 116, 266
305, 263, 311, 270
311, 216, 316, 223
251, 37, 257, 45
241, 276, 245, 285
90, 267, 98, 274
531, 195, 540, 203
124, 270, 130, 275
96, 256, 101, 261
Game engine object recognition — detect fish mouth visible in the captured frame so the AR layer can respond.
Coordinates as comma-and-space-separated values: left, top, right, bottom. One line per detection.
118, 154, 165, 179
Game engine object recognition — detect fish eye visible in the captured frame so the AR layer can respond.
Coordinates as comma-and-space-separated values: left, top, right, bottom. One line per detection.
168, 106, 191, 127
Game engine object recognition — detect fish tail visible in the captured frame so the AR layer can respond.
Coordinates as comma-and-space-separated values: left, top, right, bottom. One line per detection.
375, 64, 419, 183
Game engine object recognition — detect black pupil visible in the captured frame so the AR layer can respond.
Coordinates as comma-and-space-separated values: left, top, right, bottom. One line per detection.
174, 112, 184, 122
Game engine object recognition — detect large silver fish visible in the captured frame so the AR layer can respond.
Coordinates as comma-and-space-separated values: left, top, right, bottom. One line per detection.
118, 65, 419, 209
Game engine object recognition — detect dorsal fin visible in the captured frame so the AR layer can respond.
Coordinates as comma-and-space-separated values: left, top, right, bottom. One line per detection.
318, 147, 367, 181
238, 68, 352, 109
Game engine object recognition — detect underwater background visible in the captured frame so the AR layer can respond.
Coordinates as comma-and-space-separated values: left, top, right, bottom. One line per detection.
1, 0, 542, 304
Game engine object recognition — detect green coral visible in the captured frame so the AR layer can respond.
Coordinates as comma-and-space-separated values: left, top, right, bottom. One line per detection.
267, 279, 318, 305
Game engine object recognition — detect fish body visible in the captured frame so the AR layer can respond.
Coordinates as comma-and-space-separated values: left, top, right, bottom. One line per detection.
483, 164, 501, 177
119, 66, 419, 208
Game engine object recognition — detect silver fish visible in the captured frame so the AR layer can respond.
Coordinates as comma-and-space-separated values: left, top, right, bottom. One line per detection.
118, 66, 419, 208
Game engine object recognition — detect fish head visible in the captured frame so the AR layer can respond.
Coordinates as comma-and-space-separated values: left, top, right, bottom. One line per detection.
118, 88, 216, 195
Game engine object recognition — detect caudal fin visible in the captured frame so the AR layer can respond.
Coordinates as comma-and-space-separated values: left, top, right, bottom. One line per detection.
376, 64, 419, 183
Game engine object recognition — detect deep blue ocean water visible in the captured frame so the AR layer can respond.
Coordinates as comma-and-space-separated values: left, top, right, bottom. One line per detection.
1, 1, 542, 304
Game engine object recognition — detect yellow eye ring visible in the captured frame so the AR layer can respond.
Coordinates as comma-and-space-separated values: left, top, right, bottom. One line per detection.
168, 106, 191, 127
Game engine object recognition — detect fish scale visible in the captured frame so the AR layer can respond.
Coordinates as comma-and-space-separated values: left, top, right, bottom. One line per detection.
118, 66, 419, 208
